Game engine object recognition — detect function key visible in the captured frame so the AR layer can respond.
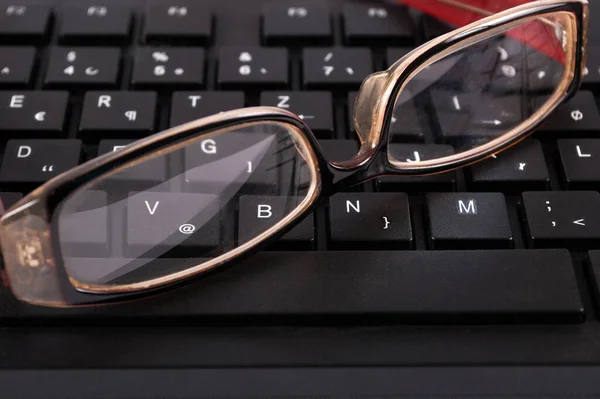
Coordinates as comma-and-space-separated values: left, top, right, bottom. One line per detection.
470, 139, 550, 192
329, 193, 412, 249
132, 47, 205, 88
44, 47, 121, 88
342, 3, 414, 45
143, 3, 212, 44
0, 47, 36, 87
218, 47, 288, 89
170, 91, 244, 127
536, 92, 600, 137
557, 139, 600, 190
59, 5, 131, 43
303, 48, 373, 89
427, 192, 513, 249
0, 139, 81, 185
523, 191, 600, 249
262, 2, 332, 45
0, 91, 68, 135
260, 91, 333, 136
0, 5, 51, 42
79, 92, 157, 139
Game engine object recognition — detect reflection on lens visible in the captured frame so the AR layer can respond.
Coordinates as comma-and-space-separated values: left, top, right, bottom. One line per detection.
58, 121, 315, 289
387, 11, 571, 164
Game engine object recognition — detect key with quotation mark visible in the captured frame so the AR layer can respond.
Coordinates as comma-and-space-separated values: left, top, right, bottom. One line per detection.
523, 191, 600, 248
0, 139, 81, 184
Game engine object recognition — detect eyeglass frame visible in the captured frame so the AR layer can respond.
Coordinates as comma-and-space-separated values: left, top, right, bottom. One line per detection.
0, 0, 588, 307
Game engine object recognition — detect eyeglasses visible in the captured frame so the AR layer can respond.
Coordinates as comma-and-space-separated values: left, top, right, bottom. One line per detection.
0, 0, 588, 307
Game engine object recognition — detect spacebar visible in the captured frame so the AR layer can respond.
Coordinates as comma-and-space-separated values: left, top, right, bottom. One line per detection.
3, 250, 584, 324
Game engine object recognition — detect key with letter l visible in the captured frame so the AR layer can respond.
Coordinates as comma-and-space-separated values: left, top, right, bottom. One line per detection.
557, 139, 600, 189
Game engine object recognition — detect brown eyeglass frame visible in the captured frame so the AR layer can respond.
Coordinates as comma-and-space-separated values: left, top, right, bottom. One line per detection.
0, 0, 588, 307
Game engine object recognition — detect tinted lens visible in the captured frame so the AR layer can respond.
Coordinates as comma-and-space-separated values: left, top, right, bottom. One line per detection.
57, 121, 317, 290
387, 12, 572, 165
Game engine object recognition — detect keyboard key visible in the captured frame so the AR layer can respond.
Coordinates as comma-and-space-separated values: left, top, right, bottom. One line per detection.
0, 139, 81, 184
342, 3, 414, 45
537, 92, 600, 136
386, 47, 411, 67
132, 47, 205, 88
523, 191, 600, 249
262, 2, 332, 45
260, 91, 333, 135
318, 140, 358, 163
582, 47, 600, 88
377, 144, 455, 192
143, 3, 212, 44
470, 139, 550, 192
184, 132, 278, 193
79, 92, 156, 138
238, 196, 314, 248
427, 192, 513, 249
303, 48, 373, 88
29, 250, 582, 323
558, 139, 600, 189
348, 91, 425, 142
218, 47, 288, 89
0, 91, 68, 134
420, 14, 453, 41
329, 193, 412, 248
0, 192, 22, 209
59, 190, 109, 257
59, 6, 131, 42
0, 47, 35, 87
0, 5, 50, 42
126, 192, 220, 257
45, 47, 121, 88
98, 140, 166, 183
170, 91, 244, 127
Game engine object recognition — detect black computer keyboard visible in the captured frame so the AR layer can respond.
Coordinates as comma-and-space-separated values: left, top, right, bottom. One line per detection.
3, 0, 600, 396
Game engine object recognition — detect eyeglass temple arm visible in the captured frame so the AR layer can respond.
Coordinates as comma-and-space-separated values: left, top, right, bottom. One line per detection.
0, 198, 10, 290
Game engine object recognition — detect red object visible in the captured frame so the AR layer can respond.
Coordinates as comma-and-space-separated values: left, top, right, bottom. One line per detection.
396, 0, 566, 64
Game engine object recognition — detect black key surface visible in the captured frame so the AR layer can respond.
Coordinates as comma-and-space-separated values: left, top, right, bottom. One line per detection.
261, 91, 333, 135
59, 190, 109, 257
132, 47, 205, 88
0, 139, 80, 183
0, 5, 50, 41
342, 3, 414, 45
329, 193, 412, 248
583, 47, 600, 89
45, 47, 121, 88
59, 6, 131, 42
0, 192, 22, 209
0, 47, 35, 87
420, 14, 453, 41
386, 47, 411, 67
470, 139, 550, 192
126, 192, 220, 257
0, 91, 68, 134
79, 92, 156, 138
427, 192, 513, 249
15, 250, 583, 324
558, 139, 600, 189
170, 91, 244, 127
348, 91, 425, 142
303, 48, 373, 88
238, 196, 314, 247
523, 191, 600, 249
317, 140, 358, 163
262, 2, 331, 45
537, 92, 600, 136
377, 144, 455, 192
98, 140, 166, 183
143, 3, 212, 44
218, 47, 288, 88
